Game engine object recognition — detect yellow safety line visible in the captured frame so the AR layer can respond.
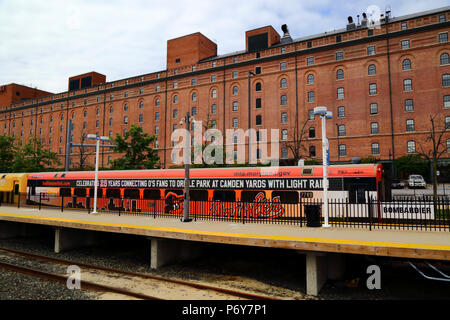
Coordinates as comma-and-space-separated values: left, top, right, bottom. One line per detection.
1, 212, 449, 251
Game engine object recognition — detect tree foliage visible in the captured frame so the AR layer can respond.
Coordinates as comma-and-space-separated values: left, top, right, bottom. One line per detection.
0, 135, 18, 172
394, 154, 428, 180
12, 137, 60, 173
110, 125, 160, 170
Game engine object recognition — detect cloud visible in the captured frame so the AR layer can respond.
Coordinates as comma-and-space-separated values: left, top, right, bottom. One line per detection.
0, 0, 448, 93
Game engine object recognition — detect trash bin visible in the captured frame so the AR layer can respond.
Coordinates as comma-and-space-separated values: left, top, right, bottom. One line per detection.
305, 205, 321, 227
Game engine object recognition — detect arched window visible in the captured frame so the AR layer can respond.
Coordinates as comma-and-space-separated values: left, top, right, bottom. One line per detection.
123, 104, 127, 112
139, 101, 144, 109
211, 89, 217, 99
336, 69, 344, 80
440, 53, 449, 65
255, 82, 262, 92
280, 78, 287, 88
368, 64, 376, 75
232, 86, 238, 96
402, 59, 411, 70
155, 99, 160, 107
307, 74, 314, 84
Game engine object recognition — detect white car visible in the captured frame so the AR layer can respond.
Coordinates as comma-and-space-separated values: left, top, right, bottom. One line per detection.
408, 175, 426, 189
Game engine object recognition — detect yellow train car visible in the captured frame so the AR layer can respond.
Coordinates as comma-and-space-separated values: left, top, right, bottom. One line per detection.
0, 173, 28, 205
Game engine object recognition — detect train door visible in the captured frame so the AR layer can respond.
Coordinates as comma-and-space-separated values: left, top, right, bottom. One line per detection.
348, 184, 367, 204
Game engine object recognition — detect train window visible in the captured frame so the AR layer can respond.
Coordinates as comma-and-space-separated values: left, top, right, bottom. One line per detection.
14, 184, 19, 195
74, 188, 87, 197
241, 191, 264, 202
189, 190, 208, 201
143, 189, 161, 200
213, 190, 236, 202
60, 188, 71, 197
89, 188, 104, 198
165, 189, 183, 196
106, 189, 121, 199
302, 168, 313, 175
272, 191, 299, 203
124, 189, 140, 199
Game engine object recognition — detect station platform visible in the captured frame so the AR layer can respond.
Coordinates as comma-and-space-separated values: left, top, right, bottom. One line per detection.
0, 205, 449, 296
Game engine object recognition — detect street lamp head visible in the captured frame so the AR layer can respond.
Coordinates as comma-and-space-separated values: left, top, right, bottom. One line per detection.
87, 134, 97, 140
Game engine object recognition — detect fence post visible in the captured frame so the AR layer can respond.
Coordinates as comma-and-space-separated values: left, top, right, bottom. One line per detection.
17, 193, 20, 208
61, 195, 64, 212
118, 198, 121, 216
368, 195, 372, 231
242, 201, 245, 225
39, 193, 42, 210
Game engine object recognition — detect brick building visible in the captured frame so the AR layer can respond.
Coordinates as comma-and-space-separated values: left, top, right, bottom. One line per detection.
0, 6, 449, 169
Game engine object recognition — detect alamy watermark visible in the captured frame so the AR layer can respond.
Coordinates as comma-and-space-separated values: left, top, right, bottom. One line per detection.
366, 265, 381, 290
67, 265, 81, 290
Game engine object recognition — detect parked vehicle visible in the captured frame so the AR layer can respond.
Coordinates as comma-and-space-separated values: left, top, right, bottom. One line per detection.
391, 179, 405, 189
408, 175, 426, 189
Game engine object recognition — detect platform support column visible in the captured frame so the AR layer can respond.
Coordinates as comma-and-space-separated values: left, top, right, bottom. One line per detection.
54, 227, 102, 253
150, 238, 203, 270
306, 252, 328, 296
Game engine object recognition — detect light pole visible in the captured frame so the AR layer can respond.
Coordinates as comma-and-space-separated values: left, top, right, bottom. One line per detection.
314, 106, 332, 228
179, 112, 193, 222
87, 134, 110, 214
248, 71, 255, 164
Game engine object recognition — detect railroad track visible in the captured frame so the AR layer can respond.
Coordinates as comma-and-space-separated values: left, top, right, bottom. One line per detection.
0, 248, 280, 300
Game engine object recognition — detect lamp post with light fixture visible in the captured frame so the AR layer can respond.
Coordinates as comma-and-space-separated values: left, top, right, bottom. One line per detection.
179, 112, 193, 222
87, 134, 110, 214
313, 106, 332, 228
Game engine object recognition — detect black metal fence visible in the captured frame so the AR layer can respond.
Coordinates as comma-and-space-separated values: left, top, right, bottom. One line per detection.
13, 192, 450, 232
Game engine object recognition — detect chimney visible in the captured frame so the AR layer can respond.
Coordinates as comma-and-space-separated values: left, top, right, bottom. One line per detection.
347, 16, 356, 30
280, 24, 293, 44
361, 12, 368, 27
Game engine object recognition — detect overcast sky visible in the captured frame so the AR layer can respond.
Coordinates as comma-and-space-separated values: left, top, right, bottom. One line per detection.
0, 0, 448, 93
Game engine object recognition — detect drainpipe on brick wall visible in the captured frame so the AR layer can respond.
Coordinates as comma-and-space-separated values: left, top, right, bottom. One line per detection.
385, 11, 396, 178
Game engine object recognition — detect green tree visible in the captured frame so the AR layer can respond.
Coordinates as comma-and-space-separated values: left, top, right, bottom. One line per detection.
12, 137, 60, 172
394, 154, 428, 180
110, 125, 159, 170
0, 135, 17, 172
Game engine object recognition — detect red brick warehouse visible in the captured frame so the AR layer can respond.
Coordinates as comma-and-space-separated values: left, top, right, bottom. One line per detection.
0, 6, 449, 169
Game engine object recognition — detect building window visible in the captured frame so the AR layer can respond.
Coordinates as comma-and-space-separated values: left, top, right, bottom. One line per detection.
109, 118, 113, 126
139, 101, 144, 109
123, 104, 128, 112
443, 74, 450, 87
308, 109, 314, 120
173, 95, 178, 104
307, 57, 314, 66
140, 88, 144, 95
256, 98, 262, 109
309, 146, 316, 158
401, 40, 410, 50
441, 53, 450, 65
192, 107, 197, 116
191, 79, 196, 86
445, 116, 450, 129
337, 106, 345, 118
156, 85, 160, 92
173, 82, 177, 89
255, 83, 262, 92
401, 22, 407, 30
232, 86, 238, 96
255, 66, 261, 74
336, 51, 343, 61
339, 144, 346, 156
173, 109, 178, 119
371, 143, 380, 155
309, 127, 315, 138
232, 101, 238, 112
281, 148, 288, 159
124, 116, 128, 124
155, 112, 159, 121
404, 79, 412, 91
138, 114, 143, 123
232, 71, 238, 79
336, 69, 344, 80
280, 62, 286, 70
281, 112, 288, 123
280, 78, 287, 88
211, 74, 216, 82
407, 140, 416, 153
155, 99, 160, 107
212, 89, 217, 98
281, 95, 288, 105
155, 126, 159, 135
192, 92, 197, 102
211, 104, 217, 114
307, 41, 312, 48
447, 139, 450, 153
371, 122, 379, 134
307, 91, 315, 103
256, 115, 262, 126
307, 74, 314, 84
402, 59, 411, 70
338, 125, 346, 136
368, 64, 376, 75
370, 103, 378, 115
109, 105, 113, 113
232, 118, 238, 128
439, 32, 448, 43
282, 129, 288, 140
439, 14, 446, 22
82, 122, 86, 130
444, 95, 450, 109
367, 46, 375, 55
369, 83, 377, 95
337, 87, 344, 99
